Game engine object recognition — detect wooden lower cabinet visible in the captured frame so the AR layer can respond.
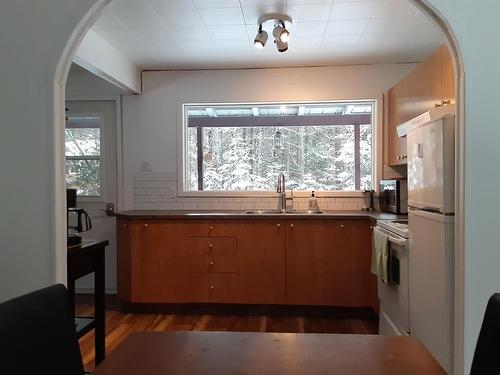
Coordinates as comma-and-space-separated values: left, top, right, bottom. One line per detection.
117, 218, 377, 309
286, 220, 376, 307
236, 220, 286, 304
286, 220, 340, 305
336, 221, 377, 308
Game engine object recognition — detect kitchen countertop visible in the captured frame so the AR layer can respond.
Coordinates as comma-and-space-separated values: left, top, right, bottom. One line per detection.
115, 209, 406, 221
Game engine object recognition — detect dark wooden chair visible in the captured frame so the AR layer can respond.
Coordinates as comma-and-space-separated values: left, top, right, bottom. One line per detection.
0, 284, 85, 375
470, 293, 500, 374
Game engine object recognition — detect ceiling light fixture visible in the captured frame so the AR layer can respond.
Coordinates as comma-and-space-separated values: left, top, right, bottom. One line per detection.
254, 14, 292, 52
253, 24, 268, 49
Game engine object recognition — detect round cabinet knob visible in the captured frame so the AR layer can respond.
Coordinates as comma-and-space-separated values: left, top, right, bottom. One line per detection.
340, 224, 344, 228
210, 261, 214, 266
209, 226, 214, 231
210, 285, 214, 290
209, 243, 214, 248
276, 223, 281, 228
290, 223, 294, 228
123, 223, 127, 227
143, 224, 149, 228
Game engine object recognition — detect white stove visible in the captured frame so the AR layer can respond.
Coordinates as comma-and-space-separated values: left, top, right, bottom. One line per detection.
374, 218, 410, 337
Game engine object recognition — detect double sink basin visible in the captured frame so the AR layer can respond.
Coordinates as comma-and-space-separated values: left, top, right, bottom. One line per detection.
242, 209, 324, 215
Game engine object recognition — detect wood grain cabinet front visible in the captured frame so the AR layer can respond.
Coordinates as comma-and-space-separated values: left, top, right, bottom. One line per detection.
335, 221, 377, 308
117, 218, 376, 309
236, 220, 286, 304
182, 237, 237, 256
286, 220, 341, 306
183, 221, 237, 237
387, 45, 455, 166
183, 254, 238, 273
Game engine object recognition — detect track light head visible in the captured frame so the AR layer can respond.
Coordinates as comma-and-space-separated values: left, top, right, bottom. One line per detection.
254, 25, 268, 49
275, 38, 288, 53
273, 22, 290, 43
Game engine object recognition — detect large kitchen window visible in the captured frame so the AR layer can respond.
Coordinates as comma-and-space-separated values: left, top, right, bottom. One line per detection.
65, 114, 102, 196
183, 101, 374, 193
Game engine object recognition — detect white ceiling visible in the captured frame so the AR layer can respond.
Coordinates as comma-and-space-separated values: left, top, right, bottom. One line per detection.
91, 0, 444, 70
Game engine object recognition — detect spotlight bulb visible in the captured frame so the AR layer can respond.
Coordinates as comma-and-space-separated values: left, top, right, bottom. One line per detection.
273, 23, 290, 43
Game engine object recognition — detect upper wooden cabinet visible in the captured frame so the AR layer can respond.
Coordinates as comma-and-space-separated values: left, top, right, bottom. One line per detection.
387, 45, 455, 166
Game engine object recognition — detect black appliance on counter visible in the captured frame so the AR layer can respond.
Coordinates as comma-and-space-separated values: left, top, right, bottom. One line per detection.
67, 188, 92, 247
379, 179, 408, 214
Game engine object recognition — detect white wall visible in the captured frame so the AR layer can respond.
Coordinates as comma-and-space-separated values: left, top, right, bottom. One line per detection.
1, 1, 500, 373
74, 29, 141, 94
122, 65, 414, 210
66, 63, 128, 97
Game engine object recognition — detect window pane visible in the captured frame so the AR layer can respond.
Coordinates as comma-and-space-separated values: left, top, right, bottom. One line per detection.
360, 124, 373, 190
185, 102, 374, 192
186, 127, 199, 190
65, 128, 100, 157
66, 159, 101, 196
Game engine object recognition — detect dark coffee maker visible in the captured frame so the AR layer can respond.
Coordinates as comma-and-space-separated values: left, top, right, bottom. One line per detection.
67, 188, 92, 247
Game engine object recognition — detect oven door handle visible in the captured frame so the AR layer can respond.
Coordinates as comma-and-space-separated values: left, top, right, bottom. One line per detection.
374, 226, 408, 248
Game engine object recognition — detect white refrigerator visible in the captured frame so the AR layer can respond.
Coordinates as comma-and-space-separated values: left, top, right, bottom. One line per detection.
398, 106, 455, 373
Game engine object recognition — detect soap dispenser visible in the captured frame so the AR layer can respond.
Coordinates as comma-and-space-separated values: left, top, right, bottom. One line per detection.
308, 191, 319, 211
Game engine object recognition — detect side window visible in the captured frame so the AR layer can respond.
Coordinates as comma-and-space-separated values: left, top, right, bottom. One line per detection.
65, 113, 102, 196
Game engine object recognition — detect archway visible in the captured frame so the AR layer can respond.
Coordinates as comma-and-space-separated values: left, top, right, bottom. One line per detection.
52, 0, 465, 372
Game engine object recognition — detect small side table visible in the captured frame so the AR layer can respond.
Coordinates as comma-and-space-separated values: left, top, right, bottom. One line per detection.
67, 239, 109, 365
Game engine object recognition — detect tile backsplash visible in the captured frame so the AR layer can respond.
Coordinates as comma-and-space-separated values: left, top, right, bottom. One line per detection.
134, 173, 368, 211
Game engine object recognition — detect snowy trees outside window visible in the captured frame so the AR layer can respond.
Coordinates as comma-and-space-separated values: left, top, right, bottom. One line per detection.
185, 102, 373, 192
65, 117, 102, 196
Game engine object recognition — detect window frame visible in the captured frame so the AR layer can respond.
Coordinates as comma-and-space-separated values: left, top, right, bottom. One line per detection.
65, 110, 105, 201
178, 99, 378, 197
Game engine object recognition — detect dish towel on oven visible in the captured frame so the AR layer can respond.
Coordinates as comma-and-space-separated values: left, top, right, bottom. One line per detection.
371, 227, 389, 283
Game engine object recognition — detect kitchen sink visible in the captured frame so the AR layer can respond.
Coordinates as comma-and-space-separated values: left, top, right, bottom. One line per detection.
242, 210, 324, 215
242, 210, 283, 215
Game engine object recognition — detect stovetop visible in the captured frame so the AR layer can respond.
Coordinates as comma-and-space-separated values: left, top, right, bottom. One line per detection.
376, 219, 409, 239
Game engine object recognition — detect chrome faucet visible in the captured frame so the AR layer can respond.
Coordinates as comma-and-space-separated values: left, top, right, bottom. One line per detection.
276, 173, 286, 213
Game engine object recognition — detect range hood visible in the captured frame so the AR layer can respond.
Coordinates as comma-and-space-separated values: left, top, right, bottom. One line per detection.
397, 104, 456, 138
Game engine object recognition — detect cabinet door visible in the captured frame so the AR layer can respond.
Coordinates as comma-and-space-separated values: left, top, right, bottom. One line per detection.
387, 46, 446, 167
409, 47, 443, 118
387, 86, 406, 166
336, 221, 377, 308
130, 221, 189, 303
116, 219, 131, 301
286, 220, 340, 306
237, 220, 286, 304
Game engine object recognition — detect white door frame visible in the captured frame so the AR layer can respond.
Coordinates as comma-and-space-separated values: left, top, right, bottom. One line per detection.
52, 1, 465, 373
65, 95, 124, 212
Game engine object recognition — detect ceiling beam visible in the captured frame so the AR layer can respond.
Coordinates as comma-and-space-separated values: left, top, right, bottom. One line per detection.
188, 114, 372, 128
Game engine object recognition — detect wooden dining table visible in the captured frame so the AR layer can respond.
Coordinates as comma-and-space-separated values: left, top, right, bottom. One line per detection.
93, 331, 445, 374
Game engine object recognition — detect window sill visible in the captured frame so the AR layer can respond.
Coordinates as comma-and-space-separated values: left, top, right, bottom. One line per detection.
177, 190, 370, 198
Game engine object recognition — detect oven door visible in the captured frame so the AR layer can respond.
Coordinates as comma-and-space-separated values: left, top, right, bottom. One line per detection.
376, 227, 410, 335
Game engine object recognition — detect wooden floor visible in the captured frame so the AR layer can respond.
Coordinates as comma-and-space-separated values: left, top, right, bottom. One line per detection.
76, 295, 378, 372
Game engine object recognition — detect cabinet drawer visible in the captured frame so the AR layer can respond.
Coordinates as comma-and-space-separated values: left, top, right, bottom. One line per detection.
184, 221, 236, 237
182, 273, 240, 303
183, 237, 237, 256
183, 255, 238, 273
